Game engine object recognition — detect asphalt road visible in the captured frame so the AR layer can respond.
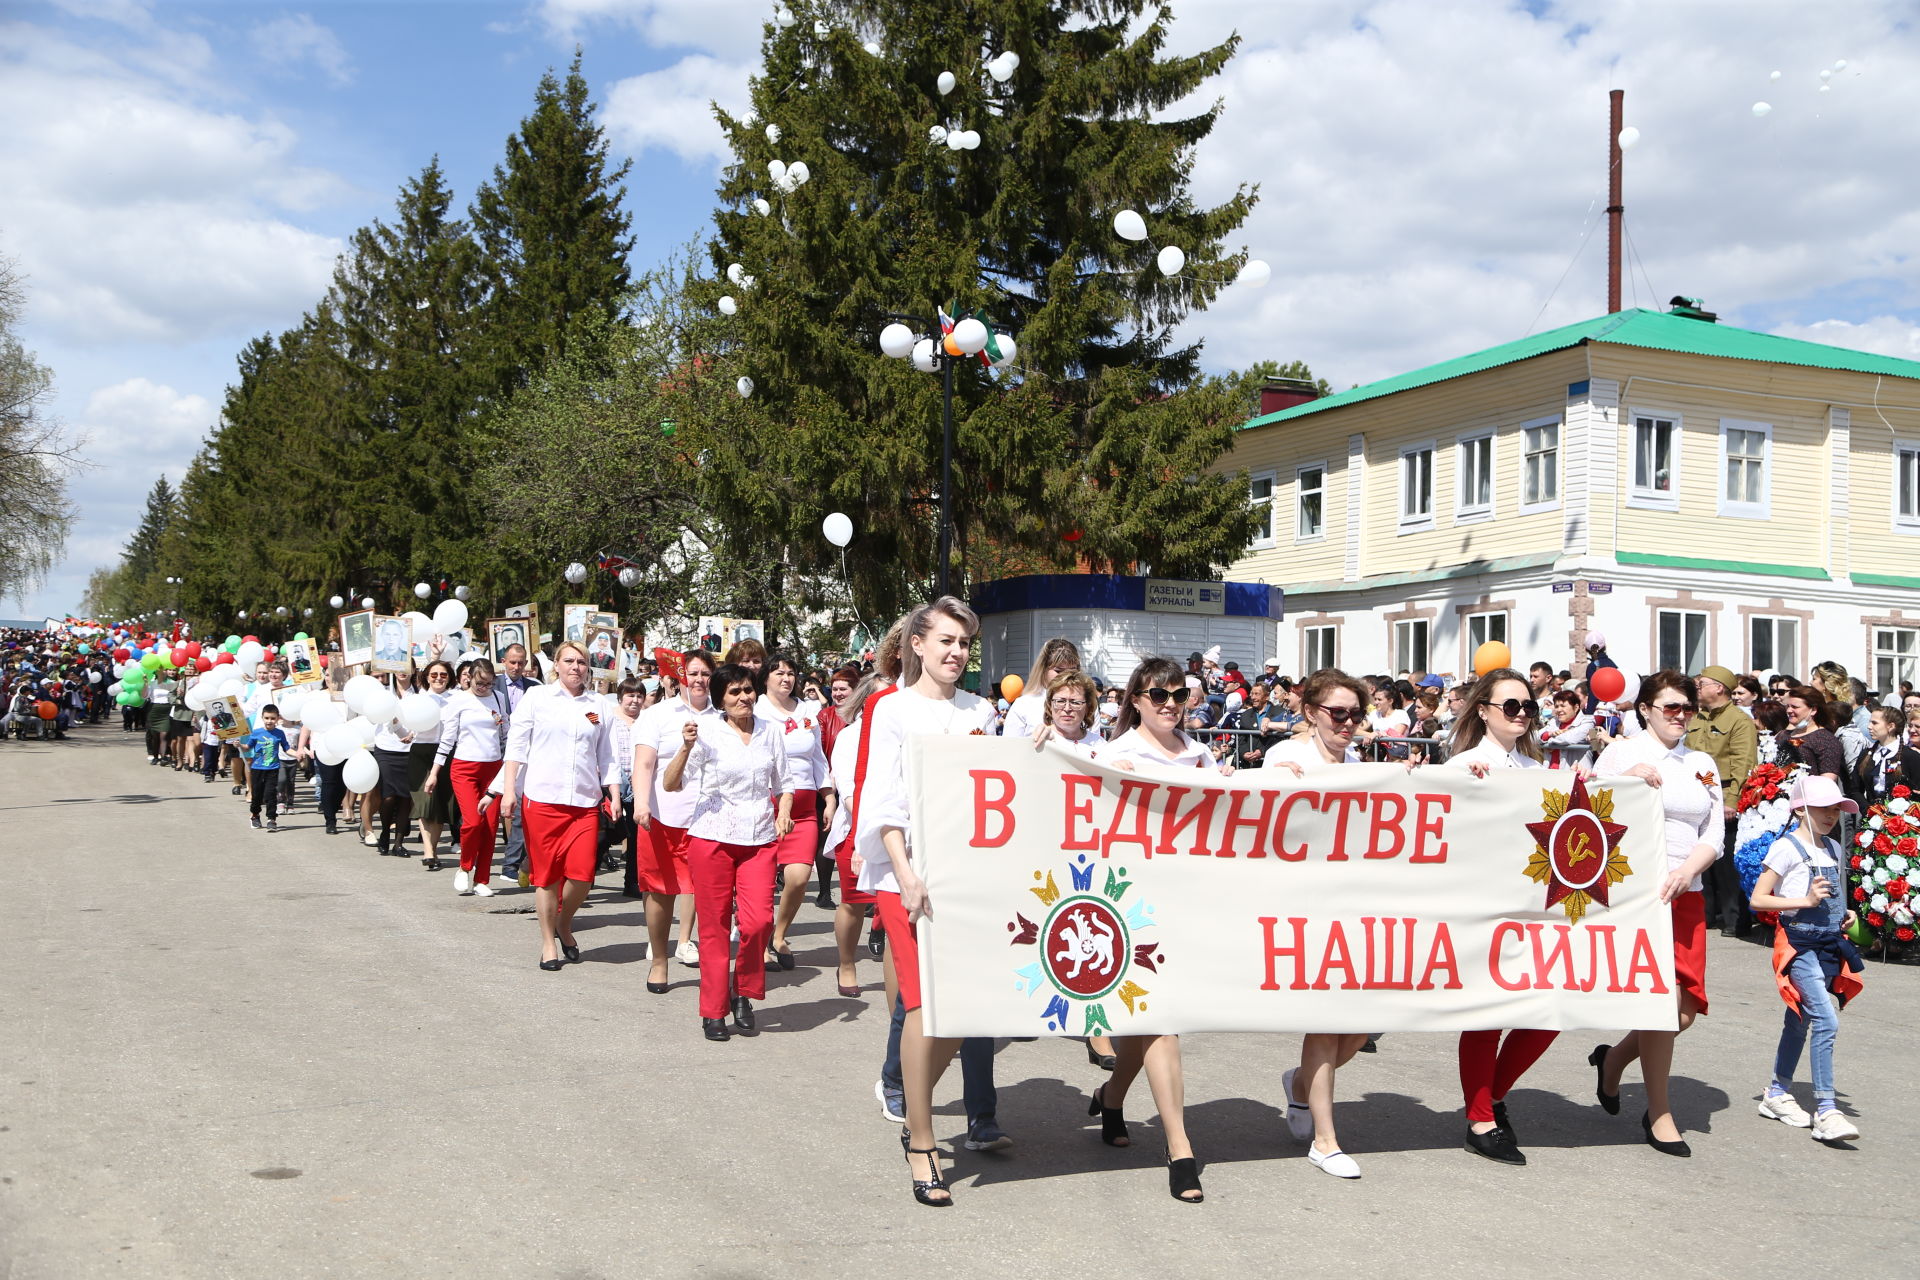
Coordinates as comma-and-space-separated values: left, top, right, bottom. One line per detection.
2, 726, 1915, 1278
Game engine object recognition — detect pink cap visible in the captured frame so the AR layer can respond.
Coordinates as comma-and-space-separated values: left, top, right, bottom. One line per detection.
1788, 774, 1859, 815
1585, 631, 1607, 649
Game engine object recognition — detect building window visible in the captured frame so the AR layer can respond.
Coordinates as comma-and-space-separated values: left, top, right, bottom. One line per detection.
1749, 615, 1799, 677
1392, 619, 1430, 675
1896, 444, 1920, 530
1400, 444, 1434, 526
1632, 413, 1678, 506
1521, 417, 1559, 510
1719, 418, 1771, 519
1248, 470, 1275, 548
1457, 433, 1492, 519
1296, 463, 1325, 540
1465, 611, 1508, 655
1304, 625, 1337, 673
1656, 609, 1708, 673
1874, 627, 1918, 693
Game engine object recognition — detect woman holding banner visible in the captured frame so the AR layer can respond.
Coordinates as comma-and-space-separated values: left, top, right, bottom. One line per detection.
1266, 669, 1372, 1179
1445, 669, 1558, 1166
1002, 637, 1084, 740
1591, 671, 1722, 1156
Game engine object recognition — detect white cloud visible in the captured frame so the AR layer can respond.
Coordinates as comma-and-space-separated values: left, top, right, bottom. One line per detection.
539, 0, 769, 60
1769, 316, 1920, 363
248, 13, 353, 87
81, 376, 214, 457
604, 53, 755, 167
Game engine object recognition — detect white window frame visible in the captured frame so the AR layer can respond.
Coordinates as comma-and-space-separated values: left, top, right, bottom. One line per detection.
1519, 415, 1561, 514
1248, 469, 1276, 549
1628, 410, 1681, 511
1398, 441, 1435, 531
1304, 624, 1337, 673
1656, 608, 1708, 673
1455, 430, 1494, 523
1873, 626, 1919, 694
1392, 619, 1430, 675
1748, 614, 1799, 678
1295, 461, 1327, 543
1894, 440, 1920, 535
1465, 611, 1508, 655
1718, 417, 1772, 520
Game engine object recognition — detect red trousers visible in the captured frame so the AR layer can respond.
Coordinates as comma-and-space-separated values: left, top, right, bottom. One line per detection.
449, 758, 500, 884
1458, 1029, 1559, 1124
688, 836, 776, 1019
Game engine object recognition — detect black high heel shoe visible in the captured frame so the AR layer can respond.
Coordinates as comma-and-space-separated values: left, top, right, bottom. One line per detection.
1088, 1083, 1130, 1147
1641, 1111, 1691, 1157
769, 943, 795, 971
539, 957, 565, 972
646, 980, 670, 994
1085, 1040, 1117, 1071
1589, 1044, 1620, 1115
904, 1145, 952, 1207
1167, 1156, 1204, 1203
560, 939, 581, 963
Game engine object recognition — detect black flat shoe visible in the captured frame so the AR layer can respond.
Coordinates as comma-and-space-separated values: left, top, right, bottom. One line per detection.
646, 981, 670, 994
1088, 1083, 1130, 1147
422, 857, 441, 871
702, 1017, 730, 1042
769, 944, 795, 971
539, 958, 565, 971
815, 892, 835, 910
1492, 1099, 1516, 1142
868, 926, 885, 959
1589, 1044, 1621, 1115
1642, 1112, 1691, 1157
1085, 1040, 1117, 1071
1465, 1125, 1526, 1165
904, 1145, 952, 1207
561, 940, 581, 963
731, 995, 755, 1031
1167, 1156, 1203, 1203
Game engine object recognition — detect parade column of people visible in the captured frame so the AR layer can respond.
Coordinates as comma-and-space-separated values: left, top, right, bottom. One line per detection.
429, 656, 509, 897
630, 649, 716, 992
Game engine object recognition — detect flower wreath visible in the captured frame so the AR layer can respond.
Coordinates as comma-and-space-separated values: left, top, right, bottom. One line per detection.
1849, 785, 1917, 952
1733, 761, 1810, 917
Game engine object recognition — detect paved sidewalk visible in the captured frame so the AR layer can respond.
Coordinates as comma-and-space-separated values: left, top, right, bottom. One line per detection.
2, 728, 1914, 1278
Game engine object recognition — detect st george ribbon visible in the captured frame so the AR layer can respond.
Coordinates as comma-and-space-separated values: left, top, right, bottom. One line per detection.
907, 738, 1679, 1039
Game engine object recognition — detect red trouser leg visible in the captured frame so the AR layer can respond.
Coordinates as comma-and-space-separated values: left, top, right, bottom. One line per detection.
731, 843, 777, 1002
450, 759, 500, 881
689, 837, 742, 1020
1491, 1029, 1560, 1102
1459, 1029, 1560, 1123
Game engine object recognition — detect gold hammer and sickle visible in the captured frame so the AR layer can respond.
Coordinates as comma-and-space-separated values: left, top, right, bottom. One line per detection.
1566, 831, 1596, 865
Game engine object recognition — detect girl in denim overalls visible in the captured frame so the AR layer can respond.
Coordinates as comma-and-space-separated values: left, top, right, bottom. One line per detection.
1749, 776, 1865, 1145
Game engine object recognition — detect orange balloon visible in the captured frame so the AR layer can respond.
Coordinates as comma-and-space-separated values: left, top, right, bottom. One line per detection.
1000, 674, 1024, 700
943, 332, 963, 357
1472, 641, 1512, 678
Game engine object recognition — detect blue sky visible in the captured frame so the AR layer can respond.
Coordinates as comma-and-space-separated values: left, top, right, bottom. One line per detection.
4, 0, 1917, 619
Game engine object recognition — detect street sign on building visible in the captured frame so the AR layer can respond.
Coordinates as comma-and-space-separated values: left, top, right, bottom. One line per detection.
1144, 579, 1228, 616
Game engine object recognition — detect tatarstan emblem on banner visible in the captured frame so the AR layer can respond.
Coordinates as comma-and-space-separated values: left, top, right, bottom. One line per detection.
1007, 851, 1163, 1035
1523, 776, 1632, 924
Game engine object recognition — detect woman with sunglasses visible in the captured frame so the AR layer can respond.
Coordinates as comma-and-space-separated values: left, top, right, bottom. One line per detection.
1444, 668, 1566, 1165
1591, 671, 1722, 1156
411, 660, 456, 870
1264, 668, 1374, 1178
1002, 637, 1083, 740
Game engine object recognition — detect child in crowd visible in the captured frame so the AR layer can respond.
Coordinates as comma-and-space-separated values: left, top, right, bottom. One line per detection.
1749, 775, 1865, 1144
241, 706, 290, 832
198, 699, 222, 781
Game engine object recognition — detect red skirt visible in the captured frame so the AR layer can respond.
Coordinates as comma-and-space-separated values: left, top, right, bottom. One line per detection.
1672, 890, 1708, 1015
874, 890, 922, 1011
771, 788, 819, 866
834, 831, 873, 906
638, 819, 692, 895
523, 798, 599, 888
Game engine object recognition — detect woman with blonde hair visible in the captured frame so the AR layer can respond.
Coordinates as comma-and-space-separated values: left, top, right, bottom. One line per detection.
1002, 637, 1083, 740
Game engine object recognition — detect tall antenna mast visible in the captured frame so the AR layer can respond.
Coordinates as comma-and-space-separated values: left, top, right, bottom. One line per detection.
1607, 88, 1624, 313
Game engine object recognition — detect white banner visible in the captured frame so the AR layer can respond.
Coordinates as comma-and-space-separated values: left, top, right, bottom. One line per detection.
908, 739, 1679, 1038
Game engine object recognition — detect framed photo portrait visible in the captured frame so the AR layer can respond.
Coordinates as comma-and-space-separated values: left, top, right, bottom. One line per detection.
338, 609, 375, 668
209, 693, 250, 742
583, 625, 621, 688
370, 614, 414, 674
283, 637, 323, 685
563, 604, 592, 645
488, 618, 531, 666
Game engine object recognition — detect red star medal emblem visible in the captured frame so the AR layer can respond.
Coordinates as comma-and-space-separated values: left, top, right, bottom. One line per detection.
1523, 775, 1630, 923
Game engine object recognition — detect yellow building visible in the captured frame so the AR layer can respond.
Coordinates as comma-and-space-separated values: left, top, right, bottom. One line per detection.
1225, 301, 1920, 689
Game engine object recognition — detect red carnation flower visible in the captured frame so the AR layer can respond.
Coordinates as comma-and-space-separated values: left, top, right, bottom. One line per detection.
1851, 854, 1867, 869
1898, 926, 1917, 942
1891, 878, 1912, 900
1896, 785, 1912, 798
1899, 837, 1918, 858
1887, 816, 1911, 838
1876, 834, 1894, 854
1868, 912, 1885, 928
1853, 886, 1869, 902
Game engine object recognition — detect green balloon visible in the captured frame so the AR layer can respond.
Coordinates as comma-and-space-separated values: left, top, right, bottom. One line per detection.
1846, 917, 1875, 948
140, 653, 163, 671
225, 634, 241, 648
294, 632, 309, 641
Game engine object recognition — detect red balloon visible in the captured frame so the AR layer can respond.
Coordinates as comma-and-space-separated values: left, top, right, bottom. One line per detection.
112, 647, 130, 661
185, 641, 202, 659
213, 651, 235, 666
170, 648, 189, 667
264, 648, 278, 663
243, 635, 259, 644
194, 657, 212, 672
1589, 667, 1626, 703
318, 654, 330, 669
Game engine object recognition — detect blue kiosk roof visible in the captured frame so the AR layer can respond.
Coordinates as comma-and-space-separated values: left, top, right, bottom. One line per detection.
970, 574, 1283, 619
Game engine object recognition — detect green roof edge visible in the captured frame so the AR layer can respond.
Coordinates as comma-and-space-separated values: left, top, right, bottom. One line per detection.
1615, 551, 1829, 581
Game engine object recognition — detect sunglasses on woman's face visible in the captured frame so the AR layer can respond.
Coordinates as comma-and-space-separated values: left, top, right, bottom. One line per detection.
1654, 701, 1696, 719
1493, 698, 1540, 720
1311, 704, 1361, 724
1141, 686, 1192, 707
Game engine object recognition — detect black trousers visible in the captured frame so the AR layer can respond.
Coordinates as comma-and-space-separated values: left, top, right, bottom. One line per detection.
1702, 817, 1752, 934
248, 769, 280, 819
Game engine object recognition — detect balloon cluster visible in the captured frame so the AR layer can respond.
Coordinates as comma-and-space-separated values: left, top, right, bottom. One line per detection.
878, 306, 1017, 374
1113, 208, 1269, 288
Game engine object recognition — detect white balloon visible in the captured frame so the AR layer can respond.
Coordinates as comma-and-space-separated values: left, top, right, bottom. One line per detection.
363, 688, 400, 723
765, 123, 782, 143
768, 159, 787, 184
863, 41, 880, 56
737, 375, 755, 398
951, 317, 989, 355
329, 595, 344, 608
961, 130, 981, 150
343, 674, 382, 714
813, 19, 827, 35
988, 53, 1014, 83
432, 599, 468, 633
1819, 83, 1831, 93
1769, 69, 1782, 80
1833, 59, 1847, 70
360, 597, 375, 609
727, 262, 745, 284
345, 716, 378, 749
276, 690, 305, 722
946, 129, 966, 151
1157, 245, 1186, 276
342, 749, 380, 795
1003, 52, 1020, 74
990, 333, 1018, 369
937, 71, 955, 95
617, 566, 641, 588
753, 198, 771, 216
1237, 259, 1272, 288
773, 5, 794, 28
563, 561, 588, 585
928, 125, 947, 145
454, 585, 470, 601
911, 337, 938, 373
182, 684, 205, 710
1819, 68, 1832, 80
788, 161, 810, 185
1617, 126, 1641, 150
1752, 101, 1773, 117
316, 727, 354, 766
304, 699, 347, 731
719, 295, 738, 315
822, 512, 854, 547
1114, 209, 1148, 242
879, 322, 915, 358
236, 641, 265, 669
413, 582, 431, 599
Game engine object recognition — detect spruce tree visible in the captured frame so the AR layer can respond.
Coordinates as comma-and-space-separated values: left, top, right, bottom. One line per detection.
125, 475, 177, 584
680, 0, 1264, 618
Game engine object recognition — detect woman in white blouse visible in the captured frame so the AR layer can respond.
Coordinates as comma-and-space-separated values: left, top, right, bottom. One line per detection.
762, 650, 834, 971
411, 661, 455, 871
855, 598, 998, 1207
664, 662, 793, 1040
427, 657, 511, 898
492, 642, 616, 972
1591, 670, 1721, 1157
1445, 669, 1561, 1167
632, 650, 718, 991
1001, 637, 1083, 740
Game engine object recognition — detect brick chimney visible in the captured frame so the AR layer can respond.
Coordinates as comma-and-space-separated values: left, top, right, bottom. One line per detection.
1259, 376, 1321, 417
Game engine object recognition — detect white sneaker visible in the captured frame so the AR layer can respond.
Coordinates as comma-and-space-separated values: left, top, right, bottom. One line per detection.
1283, 1067, 1314, 1141
453, 869, 472, 895
1811, 1110, 1860, 1143
1308, 1145, 1361, 1178
469, 881, 497, 897
361, 833, 379, 848
1758, 1091, 1812, 1128
677, 940, 701, 967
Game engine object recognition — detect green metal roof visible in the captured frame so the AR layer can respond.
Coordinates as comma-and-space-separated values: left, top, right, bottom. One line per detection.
1240, 307, 1920, 431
